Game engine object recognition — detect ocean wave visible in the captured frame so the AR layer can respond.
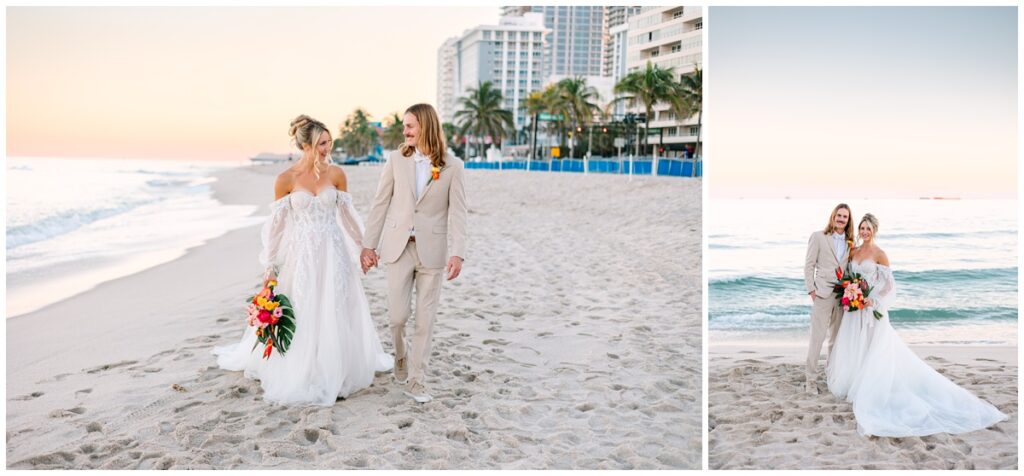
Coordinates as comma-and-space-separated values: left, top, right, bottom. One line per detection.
893, 267, 1018, 284
710, 305, 1017, 331
125, 168, 197, 176
711, 267, 1018, 289
6, 198, 158, 250
145, 178, 193, 188
883, 230, 1017, 240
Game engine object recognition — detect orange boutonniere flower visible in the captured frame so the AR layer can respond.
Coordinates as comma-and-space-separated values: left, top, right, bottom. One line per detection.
429, 166, 440, 183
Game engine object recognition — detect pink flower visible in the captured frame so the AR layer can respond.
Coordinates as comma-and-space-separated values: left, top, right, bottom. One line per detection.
272, 307, 283, 318
257, 309, 273, 325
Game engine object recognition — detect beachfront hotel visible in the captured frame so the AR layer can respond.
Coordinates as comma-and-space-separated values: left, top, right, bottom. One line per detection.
501, 6, 606, 81
625, 6, 703, 157
605, 7, 642, 118
436, 13, 549, 131
603, 6, 642, 79
436, 37, 460, 125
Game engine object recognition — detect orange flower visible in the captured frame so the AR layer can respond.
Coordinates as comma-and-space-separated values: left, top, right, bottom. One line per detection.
263, 339, 274, 359
431, 166, 440, 181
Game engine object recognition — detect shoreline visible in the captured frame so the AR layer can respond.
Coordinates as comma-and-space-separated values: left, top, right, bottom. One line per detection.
7, 162, 703, 469
6, 160, 260, 318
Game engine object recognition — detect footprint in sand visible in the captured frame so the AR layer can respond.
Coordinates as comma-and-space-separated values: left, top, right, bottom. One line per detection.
48, 407, 86, 418
13, 391, 44, 401
85, 360, 138, 374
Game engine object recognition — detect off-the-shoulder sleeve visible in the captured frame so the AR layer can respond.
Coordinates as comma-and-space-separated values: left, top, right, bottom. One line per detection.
259, 197, 291, 272
335, 191, 365, 255
870, 264, 896, 314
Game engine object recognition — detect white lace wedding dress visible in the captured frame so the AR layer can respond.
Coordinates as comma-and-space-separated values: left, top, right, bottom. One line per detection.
213, 186, 393, 406
826, 259, 1007, 436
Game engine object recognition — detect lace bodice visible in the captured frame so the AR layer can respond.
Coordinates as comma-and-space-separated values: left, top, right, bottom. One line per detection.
287, 187, 348, 232
259, 186, 365, 272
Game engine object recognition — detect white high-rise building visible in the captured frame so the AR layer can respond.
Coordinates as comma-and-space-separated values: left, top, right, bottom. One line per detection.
608, 22, 631, 117
436, 37, 459, 124
625, 6, 702, 157
436, 13, 549, 133
502, 6, 605, 80
602, 6, 641, 78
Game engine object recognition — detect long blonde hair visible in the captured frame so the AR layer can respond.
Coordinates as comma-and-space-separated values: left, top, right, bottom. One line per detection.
823, 203, 854, 242
399, 103, 447, 168
289, 114, 331, 179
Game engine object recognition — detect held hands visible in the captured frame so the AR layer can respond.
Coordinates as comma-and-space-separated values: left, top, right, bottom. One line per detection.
360, 248, 379, 274
446, 256, 463, 281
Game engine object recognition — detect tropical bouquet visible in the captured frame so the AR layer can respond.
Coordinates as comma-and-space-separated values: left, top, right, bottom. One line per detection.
246, 279, 296, 358
832, 266, 883, 319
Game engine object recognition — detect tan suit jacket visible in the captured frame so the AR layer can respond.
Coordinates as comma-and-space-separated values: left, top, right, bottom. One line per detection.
804, 231, 849, 298
364, 150, 468, 269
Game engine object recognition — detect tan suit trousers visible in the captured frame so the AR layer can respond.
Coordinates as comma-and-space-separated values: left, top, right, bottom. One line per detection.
806, 294, 843, 378
387, 240, 443, 386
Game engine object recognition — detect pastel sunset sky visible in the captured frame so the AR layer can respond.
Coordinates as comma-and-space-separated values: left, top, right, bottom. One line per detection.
7, 6, 497, 161
709, 7, 1017, 198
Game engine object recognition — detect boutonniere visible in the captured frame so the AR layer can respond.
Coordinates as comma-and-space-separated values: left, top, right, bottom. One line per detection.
428, 166, 440, 184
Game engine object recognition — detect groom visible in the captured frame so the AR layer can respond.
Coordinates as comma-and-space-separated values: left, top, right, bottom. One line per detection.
803, 203, 852, 393
361, 103, 467, 403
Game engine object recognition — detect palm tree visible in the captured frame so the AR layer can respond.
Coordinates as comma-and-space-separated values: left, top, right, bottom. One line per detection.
613, 62, 681, 156
380, 112, 405, 150
454, 81, 514, 160
539, 83, 569, 157
672, 66, 702, 164
337, 108, 380, 158
525, 90, 547, 161
556, 76, 601, 158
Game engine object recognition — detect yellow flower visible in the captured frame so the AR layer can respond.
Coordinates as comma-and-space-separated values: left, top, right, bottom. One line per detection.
264, 301, 279, 311
267, 280, 277, 287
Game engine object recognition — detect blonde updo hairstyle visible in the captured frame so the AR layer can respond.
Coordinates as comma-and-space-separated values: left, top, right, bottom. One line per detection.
859, 213, 879, 242
289, 114, 331, 178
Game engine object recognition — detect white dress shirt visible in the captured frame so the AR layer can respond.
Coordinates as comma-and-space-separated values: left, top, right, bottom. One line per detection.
411, 149, 432, 237
832, 232, 847, 262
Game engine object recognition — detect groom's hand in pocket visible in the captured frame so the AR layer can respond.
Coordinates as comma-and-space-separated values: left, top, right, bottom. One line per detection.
446, 256, 463, 281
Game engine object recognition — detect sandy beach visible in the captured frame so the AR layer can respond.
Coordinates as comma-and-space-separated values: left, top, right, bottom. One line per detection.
6, 163, 702, 469
709, 342, 1018, 470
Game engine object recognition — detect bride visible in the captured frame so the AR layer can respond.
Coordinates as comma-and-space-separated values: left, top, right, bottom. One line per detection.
826, 213, 1007, 436
214, 115, 393, 406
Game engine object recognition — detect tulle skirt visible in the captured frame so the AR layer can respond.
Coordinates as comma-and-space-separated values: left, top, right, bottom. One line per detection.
213, 227, 392, 406
828, 311, 1007, 436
